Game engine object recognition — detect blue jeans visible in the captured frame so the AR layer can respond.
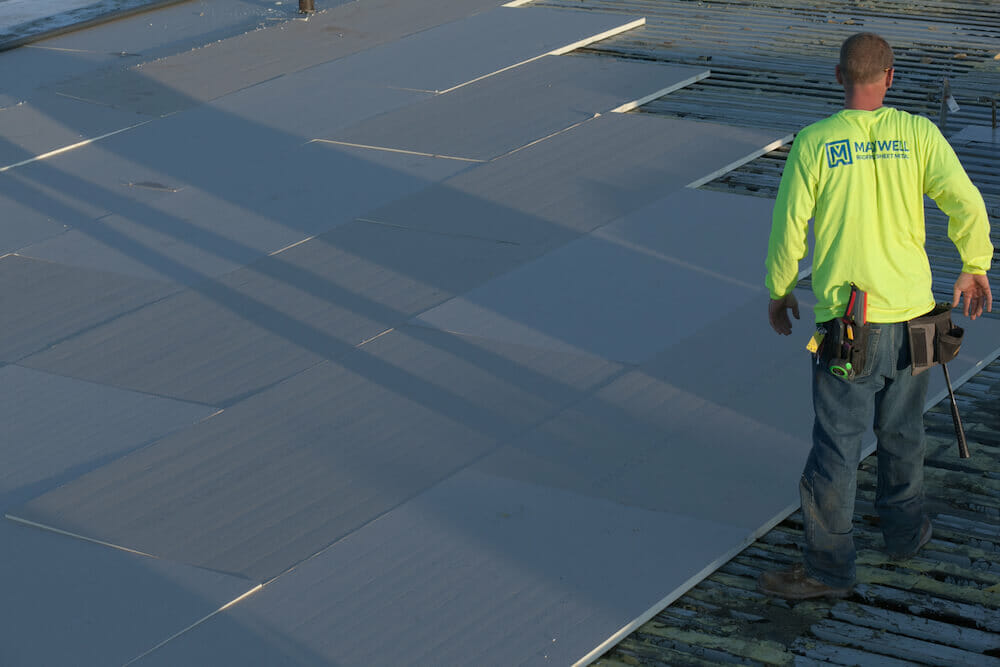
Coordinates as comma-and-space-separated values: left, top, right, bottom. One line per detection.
802, 321, 929, 588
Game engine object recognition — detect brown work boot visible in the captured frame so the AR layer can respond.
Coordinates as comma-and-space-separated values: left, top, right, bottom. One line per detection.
757, 564, 852, 600
888, 518, 933, 560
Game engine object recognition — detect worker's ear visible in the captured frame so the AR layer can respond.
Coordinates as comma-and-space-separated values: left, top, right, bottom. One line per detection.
835, 64, 844, 85
885, 67, 894, 89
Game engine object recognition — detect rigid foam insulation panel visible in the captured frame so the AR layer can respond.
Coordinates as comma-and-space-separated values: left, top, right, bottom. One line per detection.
15, 128, 474, 284
0, 521, 254, 667
0, 165, 108, 254
413, 188, 779, 364
0, 365, 214, 510
0, 91, 152, 169
0, 364, 248, 667
205, 72, 429, 140
51, 5, 642, 115
0, 0, 301, 99
361, 113, 791, 253
19, 217, 536, 406
0, 254, 180, 362
327, 55, 708, 161
127, 467, 744, 667
13, 327, 623, 582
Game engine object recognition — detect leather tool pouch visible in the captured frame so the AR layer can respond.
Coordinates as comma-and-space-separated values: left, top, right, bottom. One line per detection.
907, 303, 963, 376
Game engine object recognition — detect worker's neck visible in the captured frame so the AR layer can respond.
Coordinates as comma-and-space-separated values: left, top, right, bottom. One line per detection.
843, 85, 887, 111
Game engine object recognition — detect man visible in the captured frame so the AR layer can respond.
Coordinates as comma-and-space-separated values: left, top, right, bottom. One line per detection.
759, 32, 994, 599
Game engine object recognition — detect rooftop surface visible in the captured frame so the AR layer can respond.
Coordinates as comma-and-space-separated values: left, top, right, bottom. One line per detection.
1, 1, 998, 665
598, 354, 1000, 665
0, 0, 194, 50
559, 0, 1000, 662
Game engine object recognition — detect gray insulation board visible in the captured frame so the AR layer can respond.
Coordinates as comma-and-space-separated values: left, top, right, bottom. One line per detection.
13, 327, 623, 582
0, 48, 114, 103
18, 203, 308, 286
489, 290, 1000, 535
130, 468, 744, 667
205, 71, 430, 140
0, 521, 253, 667
0, 152, 118, 254
478, 296, 1000, 665
327, 56, 708, 161
7, 98, 369, 205
361, 113, 790, 253
0, 363, 246, 667
1, 117, 215, 258
0, 1, 340, 117
19, 218, 539, 406
0, 365, 214, 509
6, 127, 188, 210
0, 181, 74, 254
25, 0, 318, 56
0, 91, 150, 168
414, 188, 778, 363
48, 296, 1000, 666
42, 0, 494, 116
480, 293, 817, 532
0, 254, 179, 362
950, 124, 1000, 145
51, 4, 633, 115
15, 127, 473, 283
318, 7, 644, 94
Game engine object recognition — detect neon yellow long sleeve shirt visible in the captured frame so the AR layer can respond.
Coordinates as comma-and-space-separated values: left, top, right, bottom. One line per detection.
765, 106, 993, 323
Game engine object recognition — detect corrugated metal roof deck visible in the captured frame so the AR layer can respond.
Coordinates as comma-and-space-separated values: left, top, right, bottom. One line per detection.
536, 0, 1000, 133
517, 0, 999, 663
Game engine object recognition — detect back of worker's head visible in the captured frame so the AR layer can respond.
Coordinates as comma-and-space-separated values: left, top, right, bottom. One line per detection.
839, 33, 894, 85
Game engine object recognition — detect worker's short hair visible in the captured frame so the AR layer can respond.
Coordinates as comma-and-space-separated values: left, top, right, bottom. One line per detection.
839, 33, 894, 84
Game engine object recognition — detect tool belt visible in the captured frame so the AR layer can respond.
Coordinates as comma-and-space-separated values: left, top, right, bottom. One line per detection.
818, 317, 870, 380
907, 303, 963, 375
817, 283, 870, 381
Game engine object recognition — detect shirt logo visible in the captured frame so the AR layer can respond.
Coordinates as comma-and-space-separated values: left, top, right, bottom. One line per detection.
853, 139, 910, 161
825, 140, 853, 168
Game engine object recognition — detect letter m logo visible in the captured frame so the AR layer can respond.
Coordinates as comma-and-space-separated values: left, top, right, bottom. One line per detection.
825, 140, 852, 168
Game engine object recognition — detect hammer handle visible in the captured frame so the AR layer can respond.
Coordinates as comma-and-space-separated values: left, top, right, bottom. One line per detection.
942, 363, 970, 459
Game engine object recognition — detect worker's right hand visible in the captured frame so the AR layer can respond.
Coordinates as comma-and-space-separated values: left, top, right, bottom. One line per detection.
769, 293, 799, 335
952, 272, 993, 320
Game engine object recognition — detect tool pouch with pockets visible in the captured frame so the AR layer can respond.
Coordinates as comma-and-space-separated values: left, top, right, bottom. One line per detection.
818, 283, 872, 382
907, 303, 963, 376
819, 317, 870, 381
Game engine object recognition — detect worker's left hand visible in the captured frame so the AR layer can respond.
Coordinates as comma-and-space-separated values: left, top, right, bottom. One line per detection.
769, 293, 799, 335
952, 272, 993, 320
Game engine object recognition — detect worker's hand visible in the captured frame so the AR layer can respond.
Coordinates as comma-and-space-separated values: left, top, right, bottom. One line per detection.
952, 272, 993, 320
769, 293, 800, 335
